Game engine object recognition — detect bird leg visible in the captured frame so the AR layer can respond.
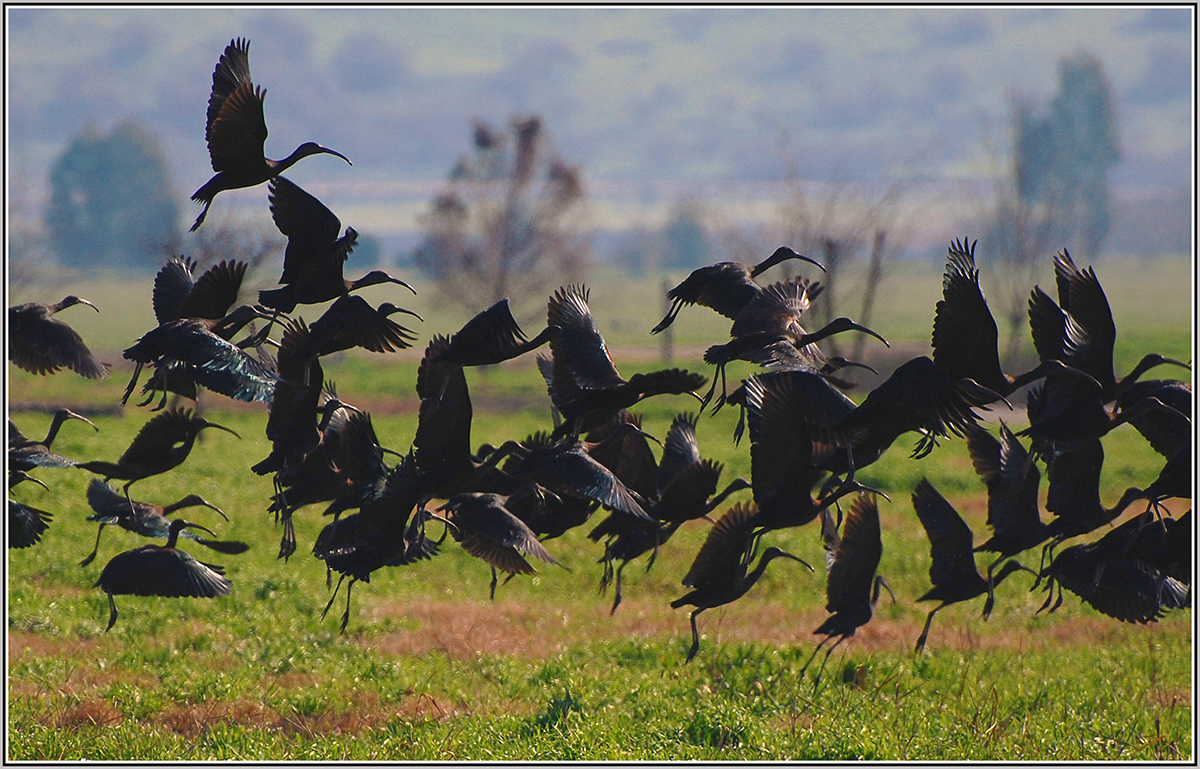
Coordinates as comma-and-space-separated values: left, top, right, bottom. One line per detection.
684, 607, 707, 663
321, 574, 346, 621
120, 362, 145, 407
489, 566, 498, 601
339, 580, 355, 634
104, 592, 119, 632
798, 635, 832, 680
811, 636, 848, 694
279, 513, 297, 562
915, 606, 942, 654
79, 524, 106, 567
611, 561, 628, 615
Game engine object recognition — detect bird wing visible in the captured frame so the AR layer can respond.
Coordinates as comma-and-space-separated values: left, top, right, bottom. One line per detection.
96, 547, 231, 598
116, 408, 197, 467
205, 39, 253, 139
826, 494, 882, 616
178, 260, 247, 321
440, 299, 546, 366
1027, 286, 1066, 363
206, 80, 267, 173
414, 336, 474, 476
911, 478, 979, 588
744, 374, 817, 511
729, 278, 813, 338
584, 413, 659, 502
526, 445, 649, 521
656, 459, 723, 520
930, 239, 1005, 389
9, 499, 52, 548
152, 256, 197, 324
667, 263, 762, 322
547, 285, 625, 390
268, 176, 344, 280
680, 501, 757, 589
335, 411, 390, 489
1044, 438, 1104, 519
445, 494, 555, 564
656, 412, 702, 495
456, 530, 537, 575
304, 295, 418, 357
8, 309, 109, 379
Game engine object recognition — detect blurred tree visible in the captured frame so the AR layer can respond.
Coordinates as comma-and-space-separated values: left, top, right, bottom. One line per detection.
413, 115, 589, 319
985, 51, 1121, 357
44, 119, 182, 271
662, 195, 714, 271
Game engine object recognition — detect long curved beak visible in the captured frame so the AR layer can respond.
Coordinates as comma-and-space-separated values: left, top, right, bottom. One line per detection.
63, 410, 100, 432
78, 299, 100, 313
181, 521, 218, 538
199, 421, 241, 439
197, 499, 230, 522
380, 303, 424, 321
385, 277, 418, 296
321, 146, 353, 166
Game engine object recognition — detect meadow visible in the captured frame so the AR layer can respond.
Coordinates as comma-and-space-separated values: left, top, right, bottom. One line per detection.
7, 257, 1194, 760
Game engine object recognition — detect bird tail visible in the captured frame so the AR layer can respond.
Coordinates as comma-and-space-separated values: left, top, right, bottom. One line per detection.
75, 460, 123, 478
192, 537, 251, 555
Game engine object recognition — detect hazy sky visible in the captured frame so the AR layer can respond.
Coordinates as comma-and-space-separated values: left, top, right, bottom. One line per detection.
6, 6, 1193, 239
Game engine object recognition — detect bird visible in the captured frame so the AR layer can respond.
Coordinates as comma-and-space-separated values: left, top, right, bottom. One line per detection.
313, 453, 438, 632
289, 294, 422, 363
739, 372, 882, 540
79, 478, 247, 568
8, 296, 110, 379
121, 304, 279, 410
931, 238, 1093, 399
700, 276, 889, 410
964, 422, 1051, 599
429, 298, 554, 367
137, 256, 252, 405
1037, 540, 1189, 624
258, 176, 416, 316
9, 409, 98, 488
800, 493, 893, 690
437, 491, 560, 600
651, 246, 825, 334
671, 501, 812, 663
9, 499, 52, 549
1044, 249, 1190, 403
76, 407, 240, 505
189, 38, 351, 232
544, 285, 707, 435
94, 518, 234, 631
911, 478, 1032, 653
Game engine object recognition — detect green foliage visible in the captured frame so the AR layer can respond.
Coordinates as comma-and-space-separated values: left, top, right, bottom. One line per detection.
44, 119, 182, 271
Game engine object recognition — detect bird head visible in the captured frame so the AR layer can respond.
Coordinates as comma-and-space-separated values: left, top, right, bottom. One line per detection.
58, 296, 100, 313
167, 494, 229, 522
169, 518, 218, 539
296, 142, 352, 166
194, 418, 241, 440
378, 303, 424, 322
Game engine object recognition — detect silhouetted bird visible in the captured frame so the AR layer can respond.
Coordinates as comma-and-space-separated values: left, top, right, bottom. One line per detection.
190, 39, 351, 231
911, 478, 1031, 653
438, 491, 560, 600
544, 285, 707, 435
258, 176, 415, 316
931, 238, 1085, 400
652, 246, 824, 334
9, 409, 98, 488
122, 304, 278, 409
9, 499, 52, 549
671, 501, 812, 662
94, 518, 234, 631
8, 296, 110, 379
1038, 540, 1189, 624
77, 408, 240, 504
430, 298, 554, 367
79, 478, 246, 568
800, 494, 893, 689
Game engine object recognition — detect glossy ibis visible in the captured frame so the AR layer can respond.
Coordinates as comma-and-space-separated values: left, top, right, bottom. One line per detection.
8, 296, 110, 379
652, 246, 824, 334
122, 304, 279, 410
94, 518, 233, 631
911, 478, 1031, 653
189, 38, 351, 231
79, 478, 245, 568
431, 298, 554, 367
545, 285, 706, 435
9, 499, 52, 549
76, 407, 240, 505
8, 409, 98, 488
438, 491, 560, 600
1038, 540, 1189, 623
800, 494, 893, 689
671, 501, 812, 663
258, 176, 414, 315
931, 238, 1084, 399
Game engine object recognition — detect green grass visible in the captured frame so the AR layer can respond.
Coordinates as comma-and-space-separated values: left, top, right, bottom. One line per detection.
7, 261, 1193, 760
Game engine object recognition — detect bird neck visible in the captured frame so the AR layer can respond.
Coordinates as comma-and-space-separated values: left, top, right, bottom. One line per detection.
41, 411, 71, 449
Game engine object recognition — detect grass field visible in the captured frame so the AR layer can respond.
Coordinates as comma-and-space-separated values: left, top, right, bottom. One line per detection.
7, 258, 1194, 760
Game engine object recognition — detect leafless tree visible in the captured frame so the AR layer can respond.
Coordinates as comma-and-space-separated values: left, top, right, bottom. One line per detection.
413, 115, 590, 320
